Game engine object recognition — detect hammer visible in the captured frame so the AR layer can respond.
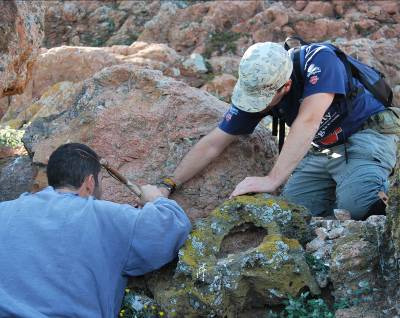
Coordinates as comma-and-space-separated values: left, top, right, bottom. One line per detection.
99, 159, 143, 199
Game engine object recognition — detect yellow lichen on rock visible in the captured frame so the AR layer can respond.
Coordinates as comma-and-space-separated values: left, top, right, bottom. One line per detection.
149, 194, 318, 317
1, 81, 80, 129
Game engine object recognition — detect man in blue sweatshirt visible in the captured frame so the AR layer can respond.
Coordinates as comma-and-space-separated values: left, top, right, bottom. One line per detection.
0, 143, 191, 318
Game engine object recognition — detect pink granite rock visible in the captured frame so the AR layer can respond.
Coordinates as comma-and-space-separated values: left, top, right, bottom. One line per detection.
201, 74, 236, 103
0, 1, 45, 98
0, 43, 182, 126
22, 64, 277, 220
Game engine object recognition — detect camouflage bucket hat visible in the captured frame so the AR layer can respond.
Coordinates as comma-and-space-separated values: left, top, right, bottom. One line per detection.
232, 42, 293, 113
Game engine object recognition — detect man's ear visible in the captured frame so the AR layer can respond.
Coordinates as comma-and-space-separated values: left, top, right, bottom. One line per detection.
284, 79, 292, 93
78, 174, 95, 197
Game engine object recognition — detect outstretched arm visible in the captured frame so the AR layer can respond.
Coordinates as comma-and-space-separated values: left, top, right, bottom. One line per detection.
162, 127, 237, 195
230, 93, 334, 197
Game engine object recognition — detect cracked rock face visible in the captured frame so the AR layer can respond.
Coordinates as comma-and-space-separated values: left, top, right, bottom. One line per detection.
145, 195, 318, 317
0, 1, 45, 98
21, 64, 277, 219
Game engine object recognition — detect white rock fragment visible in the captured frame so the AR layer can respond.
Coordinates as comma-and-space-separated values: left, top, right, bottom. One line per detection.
334, 209, 352, 221
306, 237, 325, 252
328, 227, 344, 239
183, 53, 208, 73
366, 215, 386, 226
315, 227, 329, 240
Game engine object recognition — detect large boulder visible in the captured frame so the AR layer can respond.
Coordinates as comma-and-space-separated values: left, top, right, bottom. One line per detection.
0, 1, 45, 98
22, 64, 277, 219
0, 155, 36, 202
145, 195, 318, 317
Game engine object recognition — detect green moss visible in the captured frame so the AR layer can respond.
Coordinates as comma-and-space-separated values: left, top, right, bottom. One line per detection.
305, 252, 329, 275
155, 195, 318, 316
0, 126, 24, 148
258, 235, 301, 255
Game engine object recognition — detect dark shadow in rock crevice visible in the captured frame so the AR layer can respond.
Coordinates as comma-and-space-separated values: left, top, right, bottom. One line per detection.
217, 222, 268, 258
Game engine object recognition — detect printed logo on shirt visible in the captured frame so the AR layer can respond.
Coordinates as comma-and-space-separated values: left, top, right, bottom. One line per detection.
320, 127, 343, 146
316, 110, 341, 138
307, 64, 321, 78
309, 75, 319, 85
223, 105, 238, 122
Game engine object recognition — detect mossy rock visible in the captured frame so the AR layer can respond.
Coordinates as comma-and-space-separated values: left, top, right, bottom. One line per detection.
382, 149, 400, 298
149, 194, 319, 317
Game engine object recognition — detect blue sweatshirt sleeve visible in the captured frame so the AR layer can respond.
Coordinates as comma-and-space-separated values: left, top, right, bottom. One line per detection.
122, 198, 191, 276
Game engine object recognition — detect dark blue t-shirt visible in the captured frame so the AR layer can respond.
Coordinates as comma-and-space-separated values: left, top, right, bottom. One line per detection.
219, 44, 385, 148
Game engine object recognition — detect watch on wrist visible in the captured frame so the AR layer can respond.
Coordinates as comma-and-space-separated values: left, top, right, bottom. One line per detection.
158, 177, 177, 194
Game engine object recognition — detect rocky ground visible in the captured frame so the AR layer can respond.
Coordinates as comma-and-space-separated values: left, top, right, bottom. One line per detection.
1, 0, 400, 317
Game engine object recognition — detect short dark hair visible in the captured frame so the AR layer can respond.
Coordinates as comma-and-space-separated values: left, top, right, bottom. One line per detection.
47, 143, 101, 190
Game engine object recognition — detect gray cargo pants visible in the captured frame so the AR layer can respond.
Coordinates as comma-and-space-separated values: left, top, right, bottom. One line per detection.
282, 128, 398, 220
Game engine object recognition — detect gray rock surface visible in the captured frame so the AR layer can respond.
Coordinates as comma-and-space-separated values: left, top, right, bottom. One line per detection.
0, 156, 35, 201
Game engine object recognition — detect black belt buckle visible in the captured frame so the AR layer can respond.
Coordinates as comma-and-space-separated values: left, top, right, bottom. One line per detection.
311, 145, 323, 153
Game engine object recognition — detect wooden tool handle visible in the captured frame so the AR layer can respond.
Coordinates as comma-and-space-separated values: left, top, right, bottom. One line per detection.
99, 159, 143, 198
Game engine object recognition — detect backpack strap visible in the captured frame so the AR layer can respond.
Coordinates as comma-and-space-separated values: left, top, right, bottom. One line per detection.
272, 38, 308, 153
284, 36, 309, 50
278, 117, 285, 152
323, 44, 365, 113
271, 113, 285, 152
290, 46, 306, 89
272, 46, 305, 153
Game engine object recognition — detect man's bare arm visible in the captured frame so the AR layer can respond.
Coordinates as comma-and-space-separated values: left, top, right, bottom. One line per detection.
172, 127, 237, 187
231, 93, 335, 197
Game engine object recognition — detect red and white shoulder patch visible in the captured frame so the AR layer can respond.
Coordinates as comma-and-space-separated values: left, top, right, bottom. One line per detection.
309, 75, 319, 85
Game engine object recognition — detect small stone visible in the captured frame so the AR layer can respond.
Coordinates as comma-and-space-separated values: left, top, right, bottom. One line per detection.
334, 209, 352, 221
71, 35, 81, 46
201, 74, 236, 102
366, 215, 386, 226
313, 243, 333, 259
306, 237, 325, 252
182, 53, 208, 74
315, 227, 328, 240
310, 216, 324, 223
321, 219, 341, 230
343, 219, 355, 227
327, 227, 344, 239
315, 272, 329, 288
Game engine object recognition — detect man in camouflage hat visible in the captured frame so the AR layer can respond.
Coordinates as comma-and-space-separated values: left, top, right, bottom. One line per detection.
158, 42, 398, 220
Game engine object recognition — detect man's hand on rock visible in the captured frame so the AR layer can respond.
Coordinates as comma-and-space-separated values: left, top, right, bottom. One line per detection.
158, 187, 171, 198
229, 176, 279, 198
139, 184, 166, 205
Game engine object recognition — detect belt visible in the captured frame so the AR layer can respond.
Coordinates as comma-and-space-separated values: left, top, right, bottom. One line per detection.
310, 145, 343, 159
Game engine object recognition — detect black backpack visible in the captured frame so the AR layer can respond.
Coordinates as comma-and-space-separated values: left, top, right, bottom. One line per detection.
272, 36, 394, 151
